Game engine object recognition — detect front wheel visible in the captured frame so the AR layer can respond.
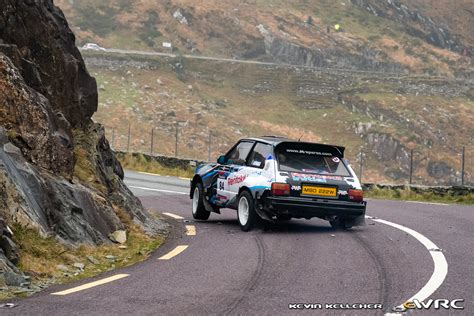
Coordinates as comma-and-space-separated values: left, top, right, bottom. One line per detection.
237, 191, 258, 231
192, 183, 210, 220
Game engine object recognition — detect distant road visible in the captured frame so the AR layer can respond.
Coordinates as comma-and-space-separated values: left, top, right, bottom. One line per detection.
83, 47, 280, 67
81, 47, 415, 77
7, 170, 474, 315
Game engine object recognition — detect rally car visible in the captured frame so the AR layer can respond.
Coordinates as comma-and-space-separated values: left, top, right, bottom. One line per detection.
190, 136, 366, 231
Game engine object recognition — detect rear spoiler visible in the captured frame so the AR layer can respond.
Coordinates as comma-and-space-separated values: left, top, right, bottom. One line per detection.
275, 141, 345, 158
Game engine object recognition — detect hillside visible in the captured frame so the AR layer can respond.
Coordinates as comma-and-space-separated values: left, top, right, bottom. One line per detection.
56, 0, 473, 76
52, 0, 473, 185
84, 51, 473, 185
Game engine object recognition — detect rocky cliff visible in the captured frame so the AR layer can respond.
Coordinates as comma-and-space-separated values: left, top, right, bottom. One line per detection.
0, 0, 165, 284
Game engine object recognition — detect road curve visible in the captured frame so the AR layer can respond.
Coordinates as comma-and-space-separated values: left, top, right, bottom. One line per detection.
4, 170, 473, 315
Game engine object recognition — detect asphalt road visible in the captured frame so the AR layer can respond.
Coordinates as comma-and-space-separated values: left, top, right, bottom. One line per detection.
4, 170, 473, 315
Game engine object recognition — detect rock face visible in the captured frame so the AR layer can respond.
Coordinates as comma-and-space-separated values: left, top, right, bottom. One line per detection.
350, 0, 470, 54
0, 0, 166, 275
262, 33, 405, 73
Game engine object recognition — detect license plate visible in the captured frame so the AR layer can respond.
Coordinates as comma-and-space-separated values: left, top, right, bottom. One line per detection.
302, 186, 337, 197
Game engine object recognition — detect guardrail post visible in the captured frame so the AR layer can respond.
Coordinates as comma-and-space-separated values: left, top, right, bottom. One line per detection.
461, 146, 465, 186
409, 149, 414, 185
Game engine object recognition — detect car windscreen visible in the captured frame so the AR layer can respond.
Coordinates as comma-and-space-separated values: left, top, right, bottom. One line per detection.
276, 146, 351, 176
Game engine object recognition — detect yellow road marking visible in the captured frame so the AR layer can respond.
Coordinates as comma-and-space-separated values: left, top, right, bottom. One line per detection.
138, 171, 162, 176
158, 245, 189, 260
179, 177, 191, 180
163, 212, 184, 220
185, 225, 196, 236
51, 274, 129, 296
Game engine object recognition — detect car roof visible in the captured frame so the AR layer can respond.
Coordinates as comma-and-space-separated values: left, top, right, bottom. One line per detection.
240, 136, 345, 155
243, 136, 340, 147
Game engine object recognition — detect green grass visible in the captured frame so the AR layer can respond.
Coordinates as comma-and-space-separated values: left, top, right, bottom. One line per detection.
0, 220, 165, 300
365, 187, 474, 205
117, 153, 195, 179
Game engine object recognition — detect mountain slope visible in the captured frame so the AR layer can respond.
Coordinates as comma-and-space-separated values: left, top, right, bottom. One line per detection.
56, 0, 473, 76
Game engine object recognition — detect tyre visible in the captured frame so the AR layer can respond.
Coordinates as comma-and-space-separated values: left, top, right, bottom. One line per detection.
237, 191, 258, 231
329, 217, 353, 230
192, 182, 210, 220
276, 214, 292, 221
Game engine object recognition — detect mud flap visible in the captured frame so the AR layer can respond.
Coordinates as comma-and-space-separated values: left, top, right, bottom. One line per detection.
203, 198, 220, 213
347, 215, 366, 227
254, 194, 273, 222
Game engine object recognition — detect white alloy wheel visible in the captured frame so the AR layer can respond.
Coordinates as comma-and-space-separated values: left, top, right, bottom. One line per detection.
238, 196, 250, 226
192, 187, 199, 215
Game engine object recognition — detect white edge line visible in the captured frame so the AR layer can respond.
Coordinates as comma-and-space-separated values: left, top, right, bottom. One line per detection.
366, 216, 448, 314
138, 171, 162, 176
51, 274, 129, 296
405, 201, 449, 206
163, 212, 184, 220
129, 186, 187, 195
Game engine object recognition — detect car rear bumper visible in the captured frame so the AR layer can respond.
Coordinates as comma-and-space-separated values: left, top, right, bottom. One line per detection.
263, 196, 366, 219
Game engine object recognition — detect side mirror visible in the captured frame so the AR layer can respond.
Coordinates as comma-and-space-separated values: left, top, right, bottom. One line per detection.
217, 155, 227, 165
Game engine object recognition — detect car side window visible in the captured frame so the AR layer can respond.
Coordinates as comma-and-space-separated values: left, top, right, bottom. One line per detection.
247, 143, 273, 169
226, 141, 254, 165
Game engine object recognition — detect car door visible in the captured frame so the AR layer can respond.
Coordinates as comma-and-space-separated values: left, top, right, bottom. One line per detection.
241, 141, 276, 191
216, 140, 255, 206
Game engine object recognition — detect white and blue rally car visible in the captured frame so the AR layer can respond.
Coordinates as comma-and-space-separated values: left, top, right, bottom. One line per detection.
190, 136, 366, 231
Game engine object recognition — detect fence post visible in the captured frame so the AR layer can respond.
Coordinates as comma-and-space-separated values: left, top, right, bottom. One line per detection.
150, 128, 154, 156
127, 122, 131, 152
175, 121, 179, 158
208, 131, 212, 162
111, 129, 115, 150
409, 149, 414, 185
359, 149, 363, 183
461, 146, 465, 186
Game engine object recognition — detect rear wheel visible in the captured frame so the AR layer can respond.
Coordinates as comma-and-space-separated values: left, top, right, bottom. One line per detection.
237, 191, 258, 231
329, 217, 353, 230
192, 183, 210, 220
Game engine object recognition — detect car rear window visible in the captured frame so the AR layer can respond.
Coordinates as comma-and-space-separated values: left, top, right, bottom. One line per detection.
276, 147, 351, 176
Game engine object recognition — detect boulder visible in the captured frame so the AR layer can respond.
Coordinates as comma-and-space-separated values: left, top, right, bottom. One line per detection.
109, 230, 127, 244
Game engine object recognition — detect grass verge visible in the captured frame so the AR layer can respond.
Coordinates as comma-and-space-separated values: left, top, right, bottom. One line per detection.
117, 153, 195, 179
0, 221, 165, 301
365, 187, 474, 205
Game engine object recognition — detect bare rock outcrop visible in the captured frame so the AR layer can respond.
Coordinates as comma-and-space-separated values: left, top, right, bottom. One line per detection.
0, 0, 166, 278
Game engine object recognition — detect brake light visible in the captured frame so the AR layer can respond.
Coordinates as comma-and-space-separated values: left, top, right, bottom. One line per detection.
348, 189, 364, 202
271, 183, 290, 196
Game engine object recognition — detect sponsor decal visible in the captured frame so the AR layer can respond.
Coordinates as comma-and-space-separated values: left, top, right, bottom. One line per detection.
286, 149, 333, 156
291, 173, 342, 182
338, 190, 348, 195
332, 157, 340, 163
228, 175, 247, 186
291, 185, 301, 191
